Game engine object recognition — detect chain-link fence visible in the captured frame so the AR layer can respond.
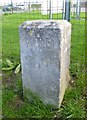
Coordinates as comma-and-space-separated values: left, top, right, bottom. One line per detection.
1, 0, 86, 118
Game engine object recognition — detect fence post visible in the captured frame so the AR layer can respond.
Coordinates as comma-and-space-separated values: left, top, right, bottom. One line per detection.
64, 0, 71, 22
62, 0, 65, 19
11, 0, 13, 14
49, 0, 52, 20
76, 0, 81, 19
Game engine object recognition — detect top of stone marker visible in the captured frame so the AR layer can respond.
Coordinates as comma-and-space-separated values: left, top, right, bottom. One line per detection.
20, 20, 71, 30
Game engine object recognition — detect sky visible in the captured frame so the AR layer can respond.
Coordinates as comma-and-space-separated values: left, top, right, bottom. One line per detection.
0, 0, 45, 5
0, 0, 86, 6
0, 0, 68, 6
0, 0, 41, 5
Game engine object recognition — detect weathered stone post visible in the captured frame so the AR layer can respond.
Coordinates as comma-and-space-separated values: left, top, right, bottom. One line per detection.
19, 20, 71, 107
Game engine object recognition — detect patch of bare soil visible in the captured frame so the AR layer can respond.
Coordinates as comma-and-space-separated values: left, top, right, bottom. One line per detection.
2, 71, 21, 87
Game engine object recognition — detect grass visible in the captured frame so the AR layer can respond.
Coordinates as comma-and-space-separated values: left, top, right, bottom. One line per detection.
2, 11, 86, 119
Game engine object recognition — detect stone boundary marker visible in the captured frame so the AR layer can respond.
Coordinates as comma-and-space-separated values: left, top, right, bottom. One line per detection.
19, 20, 71, 107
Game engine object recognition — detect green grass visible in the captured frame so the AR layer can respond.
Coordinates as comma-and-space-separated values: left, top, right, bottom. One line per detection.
2, 12, 86, 119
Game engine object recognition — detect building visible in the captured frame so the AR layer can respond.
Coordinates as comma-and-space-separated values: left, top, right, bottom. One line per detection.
41, 0, 63, 15
71, 0, 87, 13
80, 0, 87, 12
